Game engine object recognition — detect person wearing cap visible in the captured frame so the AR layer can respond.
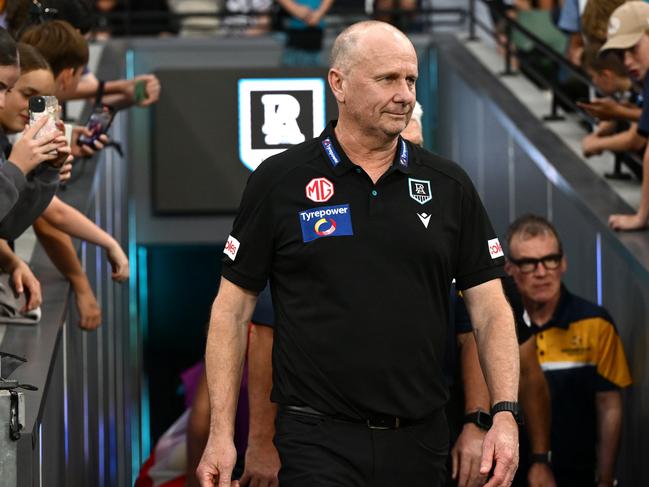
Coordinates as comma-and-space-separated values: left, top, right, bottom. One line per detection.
601, 1, 649, 230
196, 20, 521, 487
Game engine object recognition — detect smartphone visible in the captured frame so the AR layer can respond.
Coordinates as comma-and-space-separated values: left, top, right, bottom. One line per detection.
28, 95, 59, 140
78, 105, 115, 146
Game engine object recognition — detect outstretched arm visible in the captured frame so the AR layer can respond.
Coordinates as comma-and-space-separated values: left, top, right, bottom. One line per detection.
463, 279, 520, 487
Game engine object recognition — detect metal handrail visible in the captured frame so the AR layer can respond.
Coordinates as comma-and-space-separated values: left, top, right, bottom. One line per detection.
467, 0, 642, 179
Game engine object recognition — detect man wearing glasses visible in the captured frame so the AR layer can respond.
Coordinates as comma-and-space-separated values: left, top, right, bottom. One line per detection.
505, 214, 631, 487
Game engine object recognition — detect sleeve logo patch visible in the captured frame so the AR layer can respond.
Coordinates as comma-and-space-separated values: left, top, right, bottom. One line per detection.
488, 238, 504, 259
224, 235, 240, 261
306, 177, 334, 203
299, 204, 353, 242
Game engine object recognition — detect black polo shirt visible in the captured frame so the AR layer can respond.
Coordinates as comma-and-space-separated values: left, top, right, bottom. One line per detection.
221, 121, 505, 420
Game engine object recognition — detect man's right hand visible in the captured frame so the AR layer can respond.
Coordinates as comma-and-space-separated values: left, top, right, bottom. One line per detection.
451, 423, 488, 487
479, 413, 519, 487
196, 436, 239, 487
239, 439, 280, 487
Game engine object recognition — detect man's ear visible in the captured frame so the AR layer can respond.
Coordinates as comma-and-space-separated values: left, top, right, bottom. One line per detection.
57, 68, 74, 90
504, 260, 514, 276
328, 68, 345, 103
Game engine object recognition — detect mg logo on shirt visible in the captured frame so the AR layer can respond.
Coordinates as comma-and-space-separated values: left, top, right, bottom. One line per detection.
306, 177, 334, 203
238, 78, 326, 171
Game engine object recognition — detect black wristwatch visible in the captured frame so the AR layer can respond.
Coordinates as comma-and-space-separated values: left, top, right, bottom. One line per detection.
530, 452, 552, 465
463, 410, 492, 431
490, 401, 523, 424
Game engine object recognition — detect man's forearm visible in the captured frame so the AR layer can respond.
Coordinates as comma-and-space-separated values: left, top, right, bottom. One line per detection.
205, 287, 253, 436
247, 324, 277, 444
596, 391, 623, 484
33, 217, 89, 291
519, 340, 551, 453
464, 280, 520, 404
42, 197, 116, 251
457, 332, 490, 413
0, 239, 18, 270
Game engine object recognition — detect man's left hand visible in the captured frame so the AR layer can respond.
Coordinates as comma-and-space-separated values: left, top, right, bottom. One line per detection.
527, 462, 556, 487
451, 423, 488, 487
238, 440, 280, 487
479, 413, 519, 487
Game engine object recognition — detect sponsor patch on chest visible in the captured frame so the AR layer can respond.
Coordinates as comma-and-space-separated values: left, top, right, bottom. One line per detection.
298, 204, 353, 243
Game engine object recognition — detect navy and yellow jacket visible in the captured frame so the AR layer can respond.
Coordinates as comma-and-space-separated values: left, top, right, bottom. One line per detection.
528, 286, 631, 474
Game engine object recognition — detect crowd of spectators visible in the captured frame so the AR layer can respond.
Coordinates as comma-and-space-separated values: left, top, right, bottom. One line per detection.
487, 0, 649, 232
0, 0, 162, 329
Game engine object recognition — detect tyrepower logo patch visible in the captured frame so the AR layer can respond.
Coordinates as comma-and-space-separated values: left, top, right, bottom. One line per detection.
306, 177, 334, 203
224, 235, 240, 261
488, 238, 504, 259
299, 204, 353, 243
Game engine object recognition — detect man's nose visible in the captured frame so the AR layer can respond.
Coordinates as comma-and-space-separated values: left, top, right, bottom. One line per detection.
394, 79, 415, 105
533, 261, 548, 276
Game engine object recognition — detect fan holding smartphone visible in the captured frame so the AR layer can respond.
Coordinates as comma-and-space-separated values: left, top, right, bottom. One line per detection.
77, 103, 116, 148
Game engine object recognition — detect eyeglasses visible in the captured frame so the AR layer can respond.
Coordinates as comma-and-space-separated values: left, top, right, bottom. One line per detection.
508, 253, 563, 273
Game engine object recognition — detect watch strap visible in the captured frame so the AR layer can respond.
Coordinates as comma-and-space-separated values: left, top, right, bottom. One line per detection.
530, 452, 552, 464
462, 410, 492, 431
491, 401, 522, 424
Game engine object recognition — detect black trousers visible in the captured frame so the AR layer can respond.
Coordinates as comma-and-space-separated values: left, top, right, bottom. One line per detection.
274, 409, 449, 487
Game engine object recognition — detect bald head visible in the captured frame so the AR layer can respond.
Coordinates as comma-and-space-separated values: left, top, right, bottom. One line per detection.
330, 21, 415, 73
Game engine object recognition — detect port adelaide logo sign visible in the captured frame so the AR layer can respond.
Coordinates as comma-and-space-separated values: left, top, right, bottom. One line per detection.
238, 78, 325, 171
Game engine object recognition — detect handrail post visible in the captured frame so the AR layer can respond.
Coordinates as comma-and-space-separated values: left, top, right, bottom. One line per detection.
468, 0, 477, 41
502, 19, 514, 75
543, 92, 565, 121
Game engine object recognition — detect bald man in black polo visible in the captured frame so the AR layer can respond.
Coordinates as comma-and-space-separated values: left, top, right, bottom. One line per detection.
197, 21, 520, 487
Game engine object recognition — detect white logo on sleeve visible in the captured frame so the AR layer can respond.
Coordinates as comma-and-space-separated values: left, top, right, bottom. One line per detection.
224, 235, 240, 261
488, 238, 504, 259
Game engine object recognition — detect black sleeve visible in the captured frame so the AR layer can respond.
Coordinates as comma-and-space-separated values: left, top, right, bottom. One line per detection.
0, 162, 25, 222
251, 284, 274, 328
221, 167, 276, 293
0, 164, 60, 240
502, 276, 532, 345
454, 173, 506, 290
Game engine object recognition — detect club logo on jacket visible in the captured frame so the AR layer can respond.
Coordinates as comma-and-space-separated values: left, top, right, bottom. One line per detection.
408, 178, 432, 205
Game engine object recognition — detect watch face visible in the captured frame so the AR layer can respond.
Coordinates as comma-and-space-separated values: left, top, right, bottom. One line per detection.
476, 411, 492, 429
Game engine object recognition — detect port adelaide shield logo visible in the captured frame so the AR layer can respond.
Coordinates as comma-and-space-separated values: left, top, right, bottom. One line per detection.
408, 178, 432, 205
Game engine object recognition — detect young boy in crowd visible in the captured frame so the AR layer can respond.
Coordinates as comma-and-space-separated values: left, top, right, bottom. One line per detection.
601, 1, 649, 230
580, 43, 646, 158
